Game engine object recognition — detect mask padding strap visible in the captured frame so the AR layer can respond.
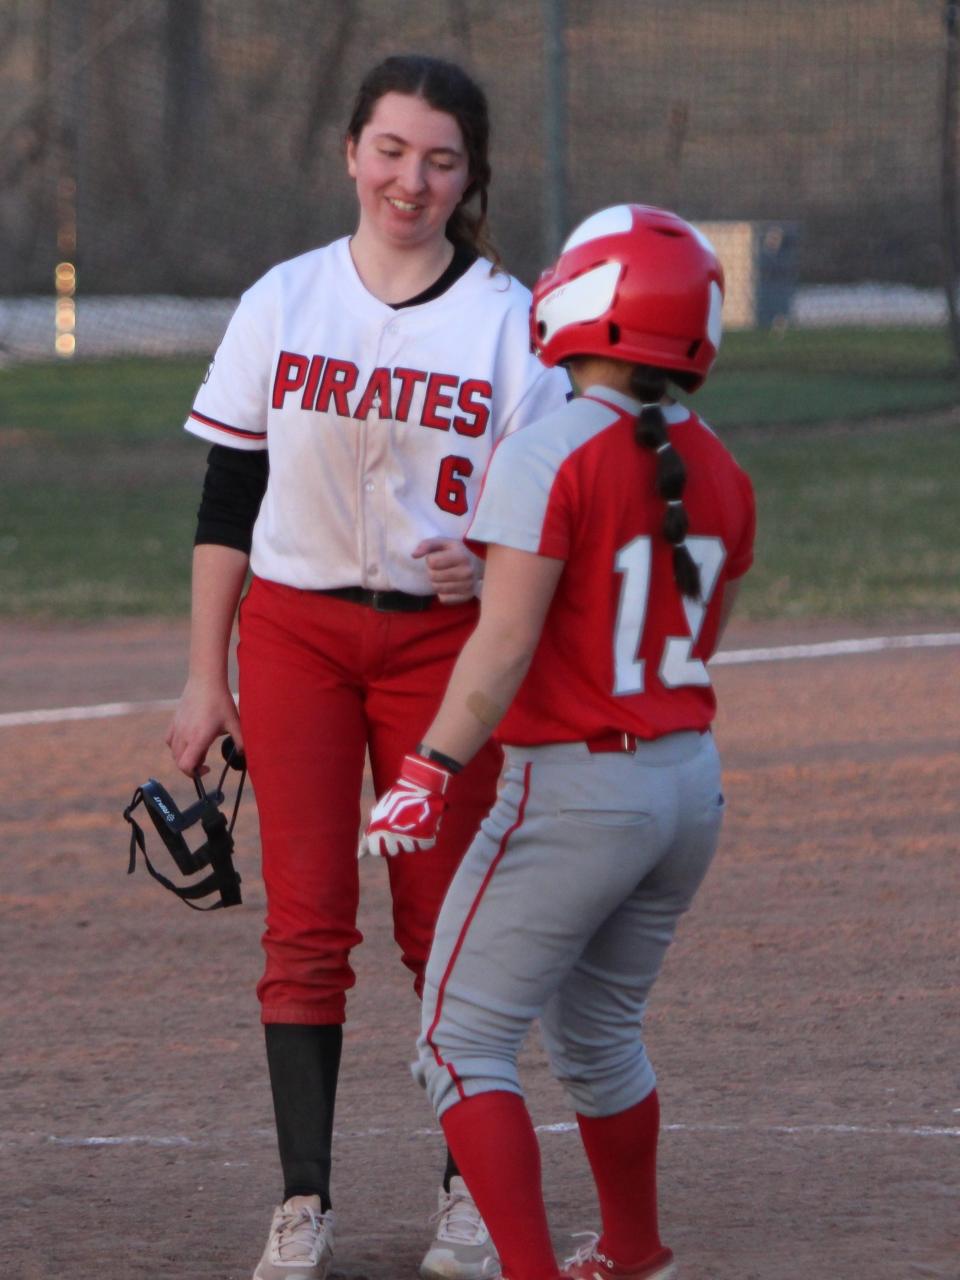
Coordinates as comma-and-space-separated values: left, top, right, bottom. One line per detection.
122, 790, 236, 911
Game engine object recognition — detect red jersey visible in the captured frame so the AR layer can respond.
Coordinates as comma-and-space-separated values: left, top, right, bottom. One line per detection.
466, 385, 755, 744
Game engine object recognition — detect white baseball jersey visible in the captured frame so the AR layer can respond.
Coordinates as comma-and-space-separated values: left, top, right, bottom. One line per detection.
185, 237, 569, 593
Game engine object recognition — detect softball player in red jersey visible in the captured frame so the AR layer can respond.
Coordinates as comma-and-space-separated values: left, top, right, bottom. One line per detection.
165, 55, 567, 1280
366, 204, 756, 1280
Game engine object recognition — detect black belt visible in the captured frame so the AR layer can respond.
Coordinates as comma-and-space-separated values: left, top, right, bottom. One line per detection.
314, 586, 435, 613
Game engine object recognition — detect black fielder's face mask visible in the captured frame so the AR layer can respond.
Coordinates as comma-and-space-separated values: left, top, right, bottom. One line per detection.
122, 737, 246, 910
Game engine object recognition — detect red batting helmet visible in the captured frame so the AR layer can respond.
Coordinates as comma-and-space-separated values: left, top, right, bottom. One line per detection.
531, 204, 724, 389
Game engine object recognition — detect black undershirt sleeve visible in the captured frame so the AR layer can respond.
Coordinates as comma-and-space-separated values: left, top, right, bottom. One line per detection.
194, 445, 268, 553
192, 243, 478, 553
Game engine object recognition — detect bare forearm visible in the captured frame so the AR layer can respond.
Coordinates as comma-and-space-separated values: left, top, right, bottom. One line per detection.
423, 621, 535, 765
187, 543, 249, 683
166, 544, 249, 774
422, 545, 562, 766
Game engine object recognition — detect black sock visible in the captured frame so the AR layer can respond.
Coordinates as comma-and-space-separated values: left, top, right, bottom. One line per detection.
264, 1023, 343, 1213
443, 1145, 461, 1192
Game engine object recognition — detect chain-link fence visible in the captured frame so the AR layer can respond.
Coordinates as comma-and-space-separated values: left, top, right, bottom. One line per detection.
1, 0, 956, 381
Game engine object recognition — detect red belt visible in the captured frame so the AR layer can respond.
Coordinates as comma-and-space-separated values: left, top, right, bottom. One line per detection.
585, 731, 639, 754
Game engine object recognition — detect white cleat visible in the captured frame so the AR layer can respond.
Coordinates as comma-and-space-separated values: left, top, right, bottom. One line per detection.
420, 1176, 501, 1279
252, 1195, 334, 1280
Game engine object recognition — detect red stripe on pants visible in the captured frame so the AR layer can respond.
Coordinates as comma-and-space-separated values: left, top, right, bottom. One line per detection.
425, 762, 532, 1095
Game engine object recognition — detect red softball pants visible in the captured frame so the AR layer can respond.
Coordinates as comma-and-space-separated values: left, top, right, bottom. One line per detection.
237, 576, 502, 1025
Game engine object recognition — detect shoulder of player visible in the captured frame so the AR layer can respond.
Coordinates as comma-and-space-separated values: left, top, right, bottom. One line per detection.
259, 241, 339, 288
226, 243, 345, 337
672, 407, 754, 507
236, 241, 343, 306
434, 257, 529, 314
673, 407, 742, 460
491, 395, 614, 474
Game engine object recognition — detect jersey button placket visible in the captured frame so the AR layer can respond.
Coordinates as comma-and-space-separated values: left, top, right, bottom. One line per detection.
367, 313, 408, 593
369, 319, 397, 593
360, 450, 386, 589
356, 327, 387, 592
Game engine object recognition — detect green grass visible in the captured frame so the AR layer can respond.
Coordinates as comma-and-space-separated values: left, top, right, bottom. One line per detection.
0, 359, 207, 617
1, 331, 956, 438
0, 436, 200, 616
697, 369, 960, 428
0, 357, 207, 440
695, 327, 960, 427
713, 326, 954, 375
1, 350, 958, 621
729, 419, 960, 620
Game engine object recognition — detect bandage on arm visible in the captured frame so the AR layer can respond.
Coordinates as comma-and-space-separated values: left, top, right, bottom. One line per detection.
421, 543, 563, 764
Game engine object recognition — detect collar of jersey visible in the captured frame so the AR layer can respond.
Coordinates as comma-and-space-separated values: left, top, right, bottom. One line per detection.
581, 384, 691, 424
334, 235, 485, 319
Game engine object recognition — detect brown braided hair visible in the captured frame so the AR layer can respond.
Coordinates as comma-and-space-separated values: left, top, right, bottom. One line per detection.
629, 364, 701, 600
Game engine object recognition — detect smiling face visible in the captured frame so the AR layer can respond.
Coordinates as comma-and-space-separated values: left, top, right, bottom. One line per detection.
346, 91, 471, 253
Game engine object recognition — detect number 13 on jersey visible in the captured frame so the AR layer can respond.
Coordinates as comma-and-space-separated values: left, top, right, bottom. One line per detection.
613, 535, 726, 695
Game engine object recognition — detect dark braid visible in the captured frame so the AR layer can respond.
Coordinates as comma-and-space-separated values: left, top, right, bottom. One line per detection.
629, 365, 701, 600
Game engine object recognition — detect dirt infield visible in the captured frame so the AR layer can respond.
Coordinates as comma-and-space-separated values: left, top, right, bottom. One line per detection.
1, 618, 957, 1279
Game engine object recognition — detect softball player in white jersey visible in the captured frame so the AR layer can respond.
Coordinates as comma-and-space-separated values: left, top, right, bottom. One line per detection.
165, 55, 567, 1280
366, 205, 756, 1280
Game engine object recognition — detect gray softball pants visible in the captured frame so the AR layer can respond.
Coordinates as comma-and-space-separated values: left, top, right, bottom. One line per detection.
415, 730, 724, 1120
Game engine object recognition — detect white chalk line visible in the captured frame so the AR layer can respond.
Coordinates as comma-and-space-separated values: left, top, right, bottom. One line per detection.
6, 1119, 956, 1150
1, 632, 958, 731
710, 631, 960, 666
0, 697, 177, 728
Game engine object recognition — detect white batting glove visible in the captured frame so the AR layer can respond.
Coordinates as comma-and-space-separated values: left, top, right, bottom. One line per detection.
362, 753, 453, 857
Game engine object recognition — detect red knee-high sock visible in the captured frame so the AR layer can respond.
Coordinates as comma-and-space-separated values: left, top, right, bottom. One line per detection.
575, 1089, 667, 1267
441, 1091, 562, 1280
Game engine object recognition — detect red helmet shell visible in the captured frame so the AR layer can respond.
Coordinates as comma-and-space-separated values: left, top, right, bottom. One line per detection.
530, 204, 725, 389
